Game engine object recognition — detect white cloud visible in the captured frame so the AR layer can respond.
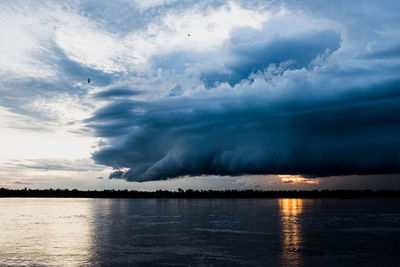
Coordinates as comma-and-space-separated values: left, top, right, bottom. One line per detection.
130, 0, 178, 11
0, 3, 55, 78
54, 13, 130, 73
124, 1, 272, 60
29, 93, 93, 125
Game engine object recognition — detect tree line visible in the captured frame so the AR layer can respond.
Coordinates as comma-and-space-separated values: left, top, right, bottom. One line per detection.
0, 188, 399, 198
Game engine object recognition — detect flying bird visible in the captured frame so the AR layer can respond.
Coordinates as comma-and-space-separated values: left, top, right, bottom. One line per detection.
187, 33, 191, 37
88, 78, 90, 84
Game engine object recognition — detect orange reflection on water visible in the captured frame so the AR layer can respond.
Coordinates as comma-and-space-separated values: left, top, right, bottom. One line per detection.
279, 198, 304, 265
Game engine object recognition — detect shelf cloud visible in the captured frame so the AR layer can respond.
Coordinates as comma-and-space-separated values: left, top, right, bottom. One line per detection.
85, 0, 400, 181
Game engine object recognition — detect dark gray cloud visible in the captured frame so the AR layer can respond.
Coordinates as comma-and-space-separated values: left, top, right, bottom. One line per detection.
93, 87, 142, 99
89, 77, 400, 181
202, 29, 341, 87
13, 181, 33, 185
85, 1, 400, 182
109, 170, 123, 179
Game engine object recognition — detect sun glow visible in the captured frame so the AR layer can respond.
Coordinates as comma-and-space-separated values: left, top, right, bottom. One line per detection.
279, 175, 319, 184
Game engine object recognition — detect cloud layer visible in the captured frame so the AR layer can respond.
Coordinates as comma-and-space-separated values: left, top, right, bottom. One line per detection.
84, 1, 400, 181
1, 0, 400, 183
90, 75, 400, 181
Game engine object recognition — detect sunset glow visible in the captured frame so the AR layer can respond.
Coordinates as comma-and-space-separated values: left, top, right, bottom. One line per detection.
279, 175, 319, 184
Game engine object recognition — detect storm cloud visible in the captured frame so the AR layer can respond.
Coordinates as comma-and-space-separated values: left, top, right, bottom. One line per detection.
89, 76, 400, 181
83, 0, 400, 182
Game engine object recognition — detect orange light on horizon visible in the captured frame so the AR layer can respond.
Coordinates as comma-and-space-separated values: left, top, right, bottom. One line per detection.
279, 175, 319, 184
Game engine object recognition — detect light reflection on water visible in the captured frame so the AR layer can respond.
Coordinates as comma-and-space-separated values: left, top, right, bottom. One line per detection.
0, 198, 399, 266
0, 198, 92, 266
279, 198, 304, 266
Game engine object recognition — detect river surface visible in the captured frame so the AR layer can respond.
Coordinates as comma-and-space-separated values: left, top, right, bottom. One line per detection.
0, 198, 399, 266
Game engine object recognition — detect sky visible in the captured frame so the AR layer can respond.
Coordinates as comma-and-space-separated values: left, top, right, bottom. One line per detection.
1, 0, 400, 190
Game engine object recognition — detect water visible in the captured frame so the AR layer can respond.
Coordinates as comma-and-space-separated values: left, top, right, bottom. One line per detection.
0, 198, 399, 266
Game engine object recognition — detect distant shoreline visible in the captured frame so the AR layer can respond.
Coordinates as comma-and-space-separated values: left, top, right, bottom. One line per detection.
1, 188, 400, 198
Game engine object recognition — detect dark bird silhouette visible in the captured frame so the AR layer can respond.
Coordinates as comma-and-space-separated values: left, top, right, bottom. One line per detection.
88, 78, 90, 84
187, 33, 191, 37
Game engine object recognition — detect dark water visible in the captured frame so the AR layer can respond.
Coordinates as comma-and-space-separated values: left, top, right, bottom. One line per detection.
0, 198, 399, 266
